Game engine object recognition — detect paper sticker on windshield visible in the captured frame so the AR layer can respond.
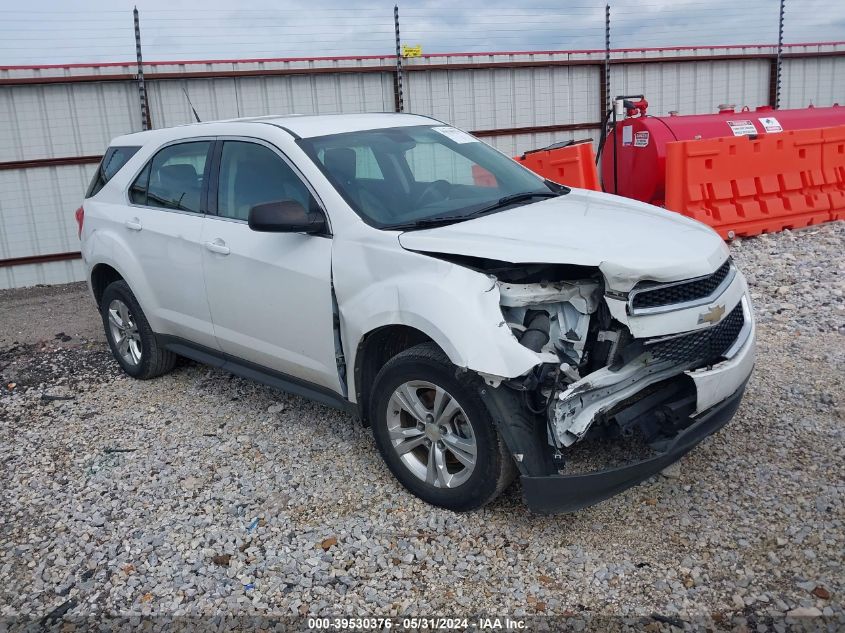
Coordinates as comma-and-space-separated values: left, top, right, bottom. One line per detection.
727, 120, 758, 136
758, 116, 783, 133
432, 126, 478, 144
634, 131, 650, 147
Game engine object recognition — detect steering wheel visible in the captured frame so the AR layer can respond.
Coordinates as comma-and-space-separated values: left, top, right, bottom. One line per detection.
415, 179, 452, 207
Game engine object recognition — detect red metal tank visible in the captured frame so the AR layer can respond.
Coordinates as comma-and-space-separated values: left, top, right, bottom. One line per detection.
600, 104, 845, 205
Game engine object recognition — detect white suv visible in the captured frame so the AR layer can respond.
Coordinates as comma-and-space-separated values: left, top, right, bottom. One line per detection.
78, 113, 755, 513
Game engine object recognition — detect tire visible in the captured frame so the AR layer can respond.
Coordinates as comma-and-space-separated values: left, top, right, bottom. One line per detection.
369, 343, 516, 511
100, 280, 176, 380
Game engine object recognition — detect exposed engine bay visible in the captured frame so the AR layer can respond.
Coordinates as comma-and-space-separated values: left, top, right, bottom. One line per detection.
392, 191, 754, 512
490, 260, 748, 455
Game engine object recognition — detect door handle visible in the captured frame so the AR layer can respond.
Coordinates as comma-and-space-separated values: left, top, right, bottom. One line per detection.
205, 239, 230, 255
125, 218, 142, 231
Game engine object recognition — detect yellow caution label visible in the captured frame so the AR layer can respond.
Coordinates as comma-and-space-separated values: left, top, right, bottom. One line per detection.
401, 45, 423, 58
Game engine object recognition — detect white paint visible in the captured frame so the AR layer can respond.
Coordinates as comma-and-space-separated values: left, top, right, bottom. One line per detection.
687, 297, 756, 414
398, 188, 729, 292
80, 115, 755, 457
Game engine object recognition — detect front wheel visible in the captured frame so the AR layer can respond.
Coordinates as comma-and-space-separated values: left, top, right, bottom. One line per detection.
370, 343, 515, 511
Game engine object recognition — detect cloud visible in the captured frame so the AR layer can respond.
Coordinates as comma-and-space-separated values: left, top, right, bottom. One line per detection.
0, 0, 842, 66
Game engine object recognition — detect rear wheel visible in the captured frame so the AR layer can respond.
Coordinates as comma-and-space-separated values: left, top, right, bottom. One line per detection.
100, 280, 176, 379
370, 343, 515, 511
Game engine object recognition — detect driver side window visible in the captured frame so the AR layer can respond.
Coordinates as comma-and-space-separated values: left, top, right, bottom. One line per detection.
217, 141, 315, 221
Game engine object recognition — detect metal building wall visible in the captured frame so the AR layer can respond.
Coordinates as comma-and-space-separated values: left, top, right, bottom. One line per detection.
0, 80, 141, 289
0, 163, 95, 289
405, 64, 600, 156
0, 82, 141, 161
1, 43, 843, 289
781, 56, 845, 108
147, 72, 396, 128
609, 59, 771, 116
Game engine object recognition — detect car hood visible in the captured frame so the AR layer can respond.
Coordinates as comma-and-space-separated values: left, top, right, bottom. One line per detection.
398, 189, 729, 291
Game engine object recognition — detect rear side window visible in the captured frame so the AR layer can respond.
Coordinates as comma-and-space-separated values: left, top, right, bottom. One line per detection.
129, 141, 211, 213
85, 146, 141, 198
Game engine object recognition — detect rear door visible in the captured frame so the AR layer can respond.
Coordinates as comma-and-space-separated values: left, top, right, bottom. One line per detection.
121, 140, 218, 348
200, 138, 340, 391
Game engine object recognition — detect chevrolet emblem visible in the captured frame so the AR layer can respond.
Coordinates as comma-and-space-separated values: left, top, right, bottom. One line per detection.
698, 304, 725, 324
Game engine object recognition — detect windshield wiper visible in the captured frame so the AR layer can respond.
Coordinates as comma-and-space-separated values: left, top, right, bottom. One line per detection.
483, 190, 560, 210
388, 190, 564, 231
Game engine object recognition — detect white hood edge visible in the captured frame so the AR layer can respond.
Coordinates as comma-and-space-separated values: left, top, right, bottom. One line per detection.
398, 189, 729, 292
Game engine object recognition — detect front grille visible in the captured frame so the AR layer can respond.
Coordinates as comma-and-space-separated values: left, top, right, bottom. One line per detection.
632, 260, 732, 310
647, 302, 744, 364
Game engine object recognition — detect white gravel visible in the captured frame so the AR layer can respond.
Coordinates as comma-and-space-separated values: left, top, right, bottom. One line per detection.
0, 221, 843, 629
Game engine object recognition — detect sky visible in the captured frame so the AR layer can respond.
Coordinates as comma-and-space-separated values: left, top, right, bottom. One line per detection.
1, 0, 843, 67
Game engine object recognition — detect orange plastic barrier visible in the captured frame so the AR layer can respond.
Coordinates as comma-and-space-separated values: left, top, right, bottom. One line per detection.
471, 164, 498, 188
821, 125, 845, 221
665, 125, 845, 238
512, 142, 600, 191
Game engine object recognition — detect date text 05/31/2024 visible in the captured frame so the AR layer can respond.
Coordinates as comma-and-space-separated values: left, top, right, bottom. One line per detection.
307, 617, 527, 630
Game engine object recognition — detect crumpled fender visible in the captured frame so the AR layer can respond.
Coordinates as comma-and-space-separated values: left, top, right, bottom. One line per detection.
332, 235, 542, 401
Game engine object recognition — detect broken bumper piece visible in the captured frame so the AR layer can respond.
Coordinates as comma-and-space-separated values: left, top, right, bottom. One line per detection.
521, 377, 748, 514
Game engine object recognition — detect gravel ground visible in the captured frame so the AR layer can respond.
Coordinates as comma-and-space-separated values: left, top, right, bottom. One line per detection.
0, 222, 843, 630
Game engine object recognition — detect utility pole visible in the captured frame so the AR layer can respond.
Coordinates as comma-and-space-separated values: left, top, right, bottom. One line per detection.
775, 0, 785, 109
604, 4, 611, 115
394, 5, 404, 113
133, 7, 151, 130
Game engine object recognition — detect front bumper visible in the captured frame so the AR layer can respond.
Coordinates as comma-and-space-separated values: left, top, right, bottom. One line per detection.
686, 295, 756, 414
522, 376, 749, 514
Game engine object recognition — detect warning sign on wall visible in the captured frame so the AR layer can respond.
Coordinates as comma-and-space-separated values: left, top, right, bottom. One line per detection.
727, 120, 758, 136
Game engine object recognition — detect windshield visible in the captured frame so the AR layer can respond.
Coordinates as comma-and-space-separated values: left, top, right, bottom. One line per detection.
297, 125, 562, 229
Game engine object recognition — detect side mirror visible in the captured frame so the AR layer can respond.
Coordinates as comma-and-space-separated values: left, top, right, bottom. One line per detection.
247, 200, 327, 234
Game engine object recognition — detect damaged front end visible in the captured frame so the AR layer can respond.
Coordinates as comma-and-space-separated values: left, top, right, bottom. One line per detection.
480, 259, 755, 513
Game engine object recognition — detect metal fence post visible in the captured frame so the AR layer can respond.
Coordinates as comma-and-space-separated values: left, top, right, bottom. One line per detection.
775, 0, 785, 109
394, 4, 404, 113
133, 7, 151, 130
604, 4, 611, 115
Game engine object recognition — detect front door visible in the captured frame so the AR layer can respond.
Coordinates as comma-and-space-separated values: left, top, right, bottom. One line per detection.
200, 139, 340, 392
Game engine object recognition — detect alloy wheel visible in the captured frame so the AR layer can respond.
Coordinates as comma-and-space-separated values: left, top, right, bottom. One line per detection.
107, 299, 142, 366
386, 380, 477, 488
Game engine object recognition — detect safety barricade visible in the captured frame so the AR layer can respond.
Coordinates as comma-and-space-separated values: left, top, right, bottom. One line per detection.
821, 125, 845, 221
665, 125, 845, 238
509, 142, 600, 191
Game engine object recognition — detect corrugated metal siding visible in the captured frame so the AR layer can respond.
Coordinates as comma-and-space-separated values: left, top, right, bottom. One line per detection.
0, 163, 95, 289
0, 63, 137, 81
483, 129, 600, 159
781, 56, 845, 108
148, 73, 396, 128
1, 44, 843, 289
0, 83, 142, 161
1, 259, 86, 291
610, 59, 770, 116
406, 66, 599, 131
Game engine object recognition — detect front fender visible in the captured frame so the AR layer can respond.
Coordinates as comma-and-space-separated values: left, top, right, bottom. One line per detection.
333, 237, 542, 401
